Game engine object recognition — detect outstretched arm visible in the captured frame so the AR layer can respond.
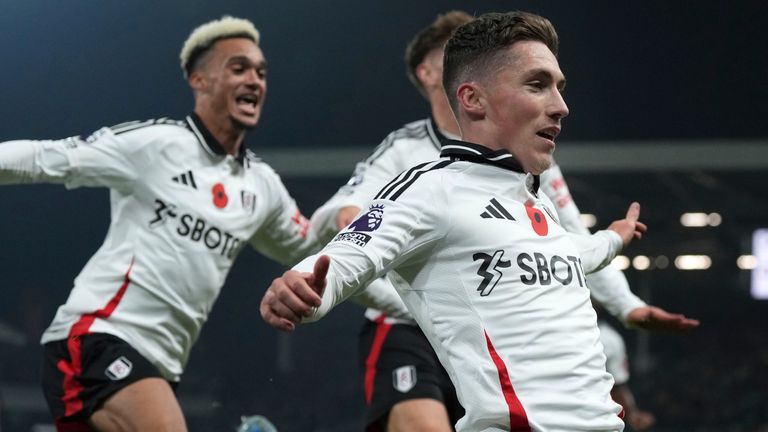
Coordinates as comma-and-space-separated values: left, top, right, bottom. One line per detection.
626, 305, 700, 331
542, 165, 700, 329
0, 140, 43, 184
260, 255, 330, 332
607, 202, 647, 247
1, 126, 145, 190
568, 202, 646, 275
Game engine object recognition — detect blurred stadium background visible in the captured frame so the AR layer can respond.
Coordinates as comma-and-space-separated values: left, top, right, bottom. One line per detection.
0, 1, 766, 431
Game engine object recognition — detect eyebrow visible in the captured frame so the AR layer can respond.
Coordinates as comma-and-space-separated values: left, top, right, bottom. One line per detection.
526, 68, 567, 89
226, 56, 268, 69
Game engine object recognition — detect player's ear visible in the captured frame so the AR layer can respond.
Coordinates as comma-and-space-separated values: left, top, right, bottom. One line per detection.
457, 82, 486, 119
188, 70, 208, 92
416, 62, 439, 90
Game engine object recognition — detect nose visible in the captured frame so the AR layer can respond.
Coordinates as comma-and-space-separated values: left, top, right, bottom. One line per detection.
245, 68, 265, 87
549, 90, 569, 120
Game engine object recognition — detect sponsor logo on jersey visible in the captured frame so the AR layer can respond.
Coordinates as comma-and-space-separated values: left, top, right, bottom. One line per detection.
473, 250, 511, 296
348, 204, 384, 232
392, 365, 417, 393
150, 200, 178, 227
105, 356, 133, 380
473, 250, 588, 294
480, 198, 516, 221
172, 170, 198, 189
150, 198, 244, 259
333, 231, 372, 248
212, 183, 229, 209
517, 252, 586, 287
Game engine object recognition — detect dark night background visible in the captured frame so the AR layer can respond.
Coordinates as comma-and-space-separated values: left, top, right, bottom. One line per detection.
0, 1, 766, 431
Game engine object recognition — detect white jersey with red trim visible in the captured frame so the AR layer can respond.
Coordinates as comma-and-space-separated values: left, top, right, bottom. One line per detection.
0, 114, 319, 381
598, 321, 630, 385
311, 118, 645, 325
303, 141, 625, 431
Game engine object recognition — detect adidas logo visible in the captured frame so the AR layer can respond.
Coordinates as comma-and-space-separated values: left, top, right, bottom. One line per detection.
172, 170, 197, 189
480, 198, 515, 221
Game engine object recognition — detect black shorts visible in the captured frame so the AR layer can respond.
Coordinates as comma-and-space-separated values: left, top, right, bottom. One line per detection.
358, 318, 464, 431
41, 333, 169, 431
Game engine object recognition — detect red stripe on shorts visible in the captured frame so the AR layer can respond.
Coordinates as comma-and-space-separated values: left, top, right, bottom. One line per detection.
484, 330, 531, 431
57, 258, 135, 417
364, 315, 393, 404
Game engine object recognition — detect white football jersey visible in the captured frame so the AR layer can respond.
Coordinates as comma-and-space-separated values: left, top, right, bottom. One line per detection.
0, 114, 320, 380
303, 140, 625, 431
598, 321, 630, 385
311, 118, 645, 325
538, 164, 645, 319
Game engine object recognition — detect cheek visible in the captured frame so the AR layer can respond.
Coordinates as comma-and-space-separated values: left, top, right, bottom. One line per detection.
496, 92, 535, 120
509, 97, 540, 122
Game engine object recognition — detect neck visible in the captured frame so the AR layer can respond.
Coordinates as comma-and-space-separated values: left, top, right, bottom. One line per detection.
429, 91, 461, 137
456, 119, 505, 152
194, 108, 245, 155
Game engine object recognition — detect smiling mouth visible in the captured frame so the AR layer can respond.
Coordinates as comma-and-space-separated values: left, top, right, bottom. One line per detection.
536, 131, 555, 140
536, 126, 560, 142
235, 94, 259, 110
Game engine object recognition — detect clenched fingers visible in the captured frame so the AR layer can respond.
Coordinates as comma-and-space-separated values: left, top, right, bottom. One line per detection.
260, 290, 297, 332
260, 271, 323, 331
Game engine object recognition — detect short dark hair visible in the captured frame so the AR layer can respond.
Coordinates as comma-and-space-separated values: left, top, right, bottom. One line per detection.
443, 11, 559, 113
404, 11, 473, 98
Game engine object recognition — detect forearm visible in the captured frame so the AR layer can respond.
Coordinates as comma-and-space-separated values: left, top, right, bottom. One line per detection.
296, 251, 380, 322
349, 274, 411, 319
587, 265, 646, 322
0, 140, 60, 184
309, 195, 352, 244
568, 230, 623, 274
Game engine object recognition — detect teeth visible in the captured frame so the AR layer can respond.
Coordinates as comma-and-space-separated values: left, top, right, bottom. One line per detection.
237, 95, 258, 105
538, 129, 556, 140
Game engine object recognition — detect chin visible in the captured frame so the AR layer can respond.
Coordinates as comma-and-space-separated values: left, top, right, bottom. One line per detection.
232, 115, 260, 130
530, 159, 553, 175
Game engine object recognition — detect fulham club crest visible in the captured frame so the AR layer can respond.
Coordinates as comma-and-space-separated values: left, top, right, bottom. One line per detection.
105, 356, 133, 380
241, 190, 257, 214
392, 365, 417, 393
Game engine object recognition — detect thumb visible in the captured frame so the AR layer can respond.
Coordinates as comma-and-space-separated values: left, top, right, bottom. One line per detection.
625, 202, 641, 223
308, 255, 331, 295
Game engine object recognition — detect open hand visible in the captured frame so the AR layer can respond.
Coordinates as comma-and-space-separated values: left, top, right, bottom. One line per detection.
626, 305, 700, 331
607, 202, 648, 247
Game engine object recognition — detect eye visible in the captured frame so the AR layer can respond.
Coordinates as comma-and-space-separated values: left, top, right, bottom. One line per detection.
527, 81, 545, 91
231, 64, 246, 74
256, 67, 268, 79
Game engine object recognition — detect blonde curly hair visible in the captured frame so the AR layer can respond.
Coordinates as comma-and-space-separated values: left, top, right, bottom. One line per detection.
180, 16, 260, 78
